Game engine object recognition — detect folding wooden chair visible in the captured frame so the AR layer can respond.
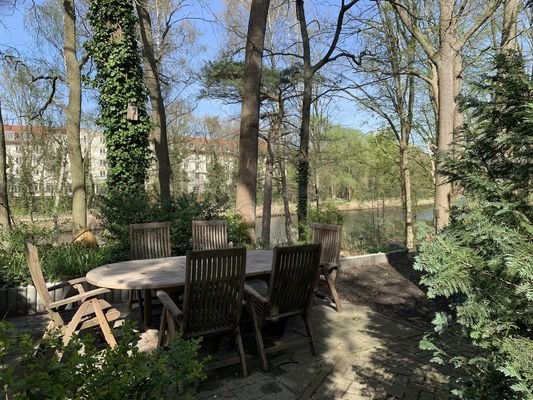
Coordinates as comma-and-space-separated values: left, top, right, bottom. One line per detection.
157, 247, 248, 376
24, 242, 119, 348
311, 223, 343, 312
191, 220, 228, 250
245, 243, 321, 371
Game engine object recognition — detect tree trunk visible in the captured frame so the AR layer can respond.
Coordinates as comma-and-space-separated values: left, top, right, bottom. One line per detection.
0, 102, 11, 230
63, 0, 86, 235
136, 0, 172, 204
501, 0, 519, 52
261, 138, 274, 246
434, 1, 455, 231
296, 0, 312, 240
278, 155, 292, 243
236, 0, 270, 242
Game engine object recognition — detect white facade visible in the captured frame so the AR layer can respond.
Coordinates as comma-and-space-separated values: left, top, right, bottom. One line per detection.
3, 126, 238, 197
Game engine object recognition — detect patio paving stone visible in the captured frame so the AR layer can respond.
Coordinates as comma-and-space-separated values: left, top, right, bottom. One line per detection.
5, 297, 451, 399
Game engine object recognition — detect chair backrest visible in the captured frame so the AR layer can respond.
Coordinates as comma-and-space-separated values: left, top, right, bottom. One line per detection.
182, 247, 246, 336
192, 220, 228, 250
267, 243, 321, 319
129, 222, 171, 260
24, 242, 53, 308
311, 223, 342, 265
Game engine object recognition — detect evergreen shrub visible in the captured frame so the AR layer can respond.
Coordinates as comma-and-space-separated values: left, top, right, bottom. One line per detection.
416, 52, 533, 399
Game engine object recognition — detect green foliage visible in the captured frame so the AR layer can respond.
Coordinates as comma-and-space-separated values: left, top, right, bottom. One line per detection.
308, 201, 344, 225
200, 59, 299, 104
225, 211, 250, 247
0, 321, 205, 399
97, 192, 226, 255
416, 52, 533, 399
0, 225, 127, 286
86, 0, 151, 194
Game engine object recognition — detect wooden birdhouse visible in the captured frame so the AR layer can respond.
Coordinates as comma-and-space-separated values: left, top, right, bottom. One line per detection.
127, 103, 139, 121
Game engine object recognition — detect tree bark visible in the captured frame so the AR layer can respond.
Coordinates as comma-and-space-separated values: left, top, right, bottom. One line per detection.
63, 0, 86, 235
389, 0, 500, 231
0, 102, 11, 231
295, 0, 358, 240
501, 0, 519, 51
236, 0, 270, 242
434, 0, 455, 231
278, 154, 292, 243
261, 137, 274, 246
136, 0, 172, 204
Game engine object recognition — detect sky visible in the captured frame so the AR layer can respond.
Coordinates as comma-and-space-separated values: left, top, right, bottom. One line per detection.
0, 0, 375, 133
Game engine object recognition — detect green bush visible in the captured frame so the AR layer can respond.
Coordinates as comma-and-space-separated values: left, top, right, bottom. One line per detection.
97, 192, 229, 256
308, 201, 344, 226
225, 211, 250, 247
0, 321, 206, 399
0, 224, 128, 287
416, 52, 533, 399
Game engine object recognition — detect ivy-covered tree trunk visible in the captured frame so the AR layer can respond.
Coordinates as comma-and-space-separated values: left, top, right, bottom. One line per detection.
87, 0, 151, 195
0, 101, 11, 231
63, 0, 87, 235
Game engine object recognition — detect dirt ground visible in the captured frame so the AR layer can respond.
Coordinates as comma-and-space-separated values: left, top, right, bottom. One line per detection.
333, 254, 440, 329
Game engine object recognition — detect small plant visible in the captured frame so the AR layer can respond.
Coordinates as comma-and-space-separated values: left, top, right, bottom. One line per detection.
0, 321, 206, 399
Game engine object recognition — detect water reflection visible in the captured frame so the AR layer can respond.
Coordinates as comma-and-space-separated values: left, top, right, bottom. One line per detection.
255, 206, 433, 244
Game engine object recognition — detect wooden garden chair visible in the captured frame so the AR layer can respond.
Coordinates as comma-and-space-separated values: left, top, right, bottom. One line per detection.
24, 242, 119, 348
311, 223, 343, 312
191, 220, 228, 250
128, 222, 172, 312
157, 247, 248, 376
245, 243, 321, 371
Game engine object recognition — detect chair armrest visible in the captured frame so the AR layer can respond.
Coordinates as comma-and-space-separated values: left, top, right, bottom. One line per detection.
47, 277, 87, 292
320, 262, 340, 272
244, 284, 268, 305
156, 290, 183, 318
48, 288, 111, 309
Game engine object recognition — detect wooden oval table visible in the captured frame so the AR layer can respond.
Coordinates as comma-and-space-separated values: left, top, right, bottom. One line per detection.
86, 250, 273, 328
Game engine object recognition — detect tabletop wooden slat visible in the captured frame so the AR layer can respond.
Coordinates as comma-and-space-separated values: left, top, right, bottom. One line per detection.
86, 250, 273, 290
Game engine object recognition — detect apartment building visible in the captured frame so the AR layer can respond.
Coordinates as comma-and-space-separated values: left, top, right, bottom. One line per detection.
3, 125, 239, 197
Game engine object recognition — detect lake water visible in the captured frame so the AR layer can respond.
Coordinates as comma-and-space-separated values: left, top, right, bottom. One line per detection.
255, 206, 433, 245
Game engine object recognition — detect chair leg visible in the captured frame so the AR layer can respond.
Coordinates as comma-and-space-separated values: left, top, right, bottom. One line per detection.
235, 327, 248, 377
303, 314, 317, 356
323, 267, 342, 312
249, 303, 268, 371
91, 299, 117, 348
128, 290, 134, 311
158, 306, 168, 347
62, 301, 91, 346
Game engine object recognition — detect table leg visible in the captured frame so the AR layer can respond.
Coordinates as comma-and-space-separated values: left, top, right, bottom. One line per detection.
143, 289, 152, 330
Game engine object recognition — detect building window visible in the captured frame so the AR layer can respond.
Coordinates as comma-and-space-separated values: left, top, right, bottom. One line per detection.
99, 159, 106, 166
100, 148, 106, 154
6, 131, 14, 140
100, 170, 106, 177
